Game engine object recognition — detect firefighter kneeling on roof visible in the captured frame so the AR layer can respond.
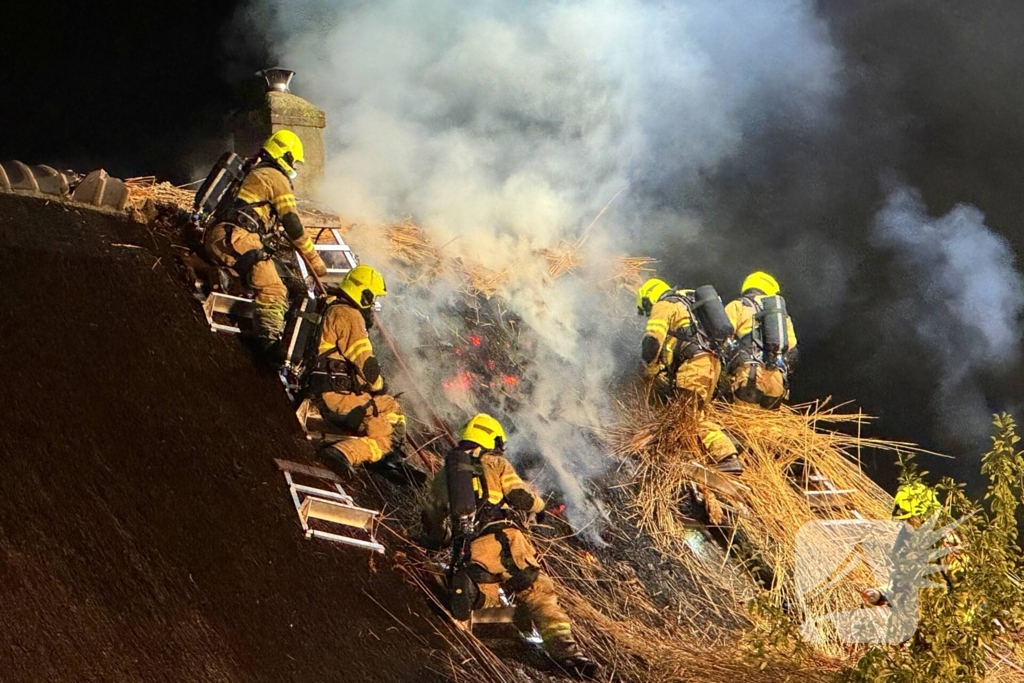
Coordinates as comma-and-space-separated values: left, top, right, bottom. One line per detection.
637, 278, 743, 474
203, 130, 327, 348
723, 271, 798, 410
422, 414, 597, 679
305, 265, 406, 472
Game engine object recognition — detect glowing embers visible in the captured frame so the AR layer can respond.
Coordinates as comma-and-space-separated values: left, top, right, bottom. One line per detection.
442, 329, 524, 403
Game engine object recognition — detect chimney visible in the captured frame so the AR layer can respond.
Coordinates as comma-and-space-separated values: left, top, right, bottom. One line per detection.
232, 68, 326, 199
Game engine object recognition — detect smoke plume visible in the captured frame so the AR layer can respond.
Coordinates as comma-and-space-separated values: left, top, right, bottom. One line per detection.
233, 0, 1024, 505
237, 0, 843, 524
872, 184, 1024, 447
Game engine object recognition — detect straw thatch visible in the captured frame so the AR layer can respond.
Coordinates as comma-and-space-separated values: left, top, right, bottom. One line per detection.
125, 176, 195, 212
364, 396, 927, 683
612, 256, 658, 292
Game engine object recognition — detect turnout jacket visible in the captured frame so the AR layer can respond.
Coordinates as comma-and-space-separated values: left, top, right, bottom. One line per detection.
724, 295, 798, 358
317, 301, 385, 393
234, 164, 320, 263
641, 292, 700, 375
422, 449, 545, 545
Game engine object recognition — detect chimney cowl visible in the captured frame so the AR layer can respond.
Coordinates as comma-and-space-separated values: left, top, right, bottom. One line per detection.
258, 68, 295, 93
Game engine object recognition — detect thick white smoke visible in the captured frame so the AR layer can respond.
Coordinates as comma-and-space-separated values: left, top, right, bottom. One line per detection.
243, 0, 842, 526
872, 184, 1024, 447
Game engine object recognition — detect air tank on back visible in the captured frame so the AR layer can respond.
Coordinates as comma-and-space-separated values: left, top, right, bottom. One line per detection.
691, 285, 735, 348
757, 295, 790, 363
445, 448, 479, 537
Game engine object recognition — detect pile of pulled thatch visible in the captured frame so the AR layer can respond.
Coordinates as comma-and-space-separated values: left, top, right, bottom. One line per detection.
334, 214, 655, 298
614, 399, 902, 659
124, 176, 195, 213
366, 397, 924, 683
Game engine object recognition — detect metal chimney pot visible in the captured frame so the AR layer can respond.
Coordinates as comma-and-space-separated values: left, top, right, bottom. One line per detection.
259, 68, 295, 93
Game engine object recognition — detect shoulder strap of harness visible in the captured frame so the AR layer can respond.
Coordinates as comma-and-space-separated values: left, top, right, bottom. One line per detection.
312, 300, 373, 388
663, 289, 715, 354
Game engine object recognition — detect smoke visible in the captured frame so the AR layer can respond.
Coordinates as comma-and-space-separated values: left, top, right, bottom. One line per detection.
872, 183, 1024, 447
238, 0, 843, 526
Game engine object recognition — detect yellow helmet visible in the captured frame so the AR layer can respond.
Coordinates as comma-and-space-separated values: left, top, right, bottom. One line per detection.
741, 271, 780, 297
262, 129, 305, 179
894, 482, 940, 520
637, 278, 672, 316
460, 413, 507, 451
340, 264, 387, 309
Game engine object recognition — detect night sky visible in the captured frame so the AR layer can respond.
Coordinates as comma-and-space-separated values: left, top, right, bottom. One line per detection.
3, 0, 1022, 491
0, 1, 261, 180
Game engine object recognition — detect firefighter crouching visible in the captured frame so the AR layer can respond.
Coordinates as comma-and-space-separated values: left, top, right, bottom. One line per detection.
723, 272, 798, 410
203, 129, 327, 347
637, 278, 743, 474
422, 414, 597, 678
306, 265, 406, 472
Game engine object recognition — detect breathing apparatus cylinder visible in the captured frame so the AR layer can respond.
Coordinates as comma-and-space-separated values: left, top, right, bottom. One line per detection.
445, 448, 480, 539
192, 152, 249, 231
757, 295, 790, 365
445, 447, 484, 620
691, 285, 735, 348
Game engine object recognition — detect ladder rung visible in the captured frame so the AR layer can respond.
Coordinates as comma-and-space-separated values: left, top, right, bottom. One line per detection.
299, 497, 376, 530
472, 607, 516, 624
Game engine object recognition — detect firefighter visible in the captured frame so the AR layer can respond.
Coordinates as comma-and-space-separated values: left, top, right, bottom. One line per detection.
203, 129, 327, 347
422, 414, 597, 679
637, 278, 742, 474
723, 272, 798, 410
861, 482, 964, 608
306, 265, 406, 472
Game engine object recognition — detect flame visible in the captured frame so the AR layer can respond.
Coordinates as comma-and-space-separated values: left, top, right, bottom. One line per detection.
502, 374, 519, 386
468, 335, 482, 347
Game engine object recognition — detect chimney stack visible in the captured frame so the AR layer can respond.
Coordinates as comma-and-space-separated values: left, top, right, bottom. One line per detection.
232, 68, 326, 199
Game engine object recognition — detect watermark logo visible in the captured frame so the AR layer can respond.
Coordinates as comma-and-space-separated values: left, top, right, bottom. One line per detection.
794, 514, 966, 644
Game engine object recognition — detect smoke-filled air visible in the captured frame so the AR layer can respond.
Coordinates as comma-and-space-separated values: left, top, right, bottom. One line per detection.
238, 0, 1024, 517
872, 183, 1024, 447
239, 0, 842, 527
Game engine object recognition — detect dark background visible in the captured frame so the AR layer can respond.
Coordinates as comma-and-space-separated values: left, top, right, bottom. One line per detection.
2, 0, 1022, 492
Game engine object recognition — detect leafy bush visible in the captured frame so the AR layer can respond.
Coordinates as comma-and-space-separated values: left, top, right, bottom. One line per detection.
838, 413, 1024, 683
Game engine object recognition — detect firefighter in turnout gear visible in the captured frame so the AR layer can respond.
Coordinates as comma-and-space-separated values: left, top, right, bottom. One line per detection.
203, 130, 327, 345
637, 279, 743, 474
723, 272, 798, 410
307, 265, 406, 471
861, 482, 965, 609
422, 415, 597, 679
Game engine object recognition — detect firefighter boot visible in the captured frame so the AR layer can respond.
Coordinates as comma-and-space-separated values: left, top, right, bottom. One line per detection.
712, 432, 745, 475
715, 454, 744, 475
252, 300, 288, 349
317, 443, 356, 478
549, 640, 598, 680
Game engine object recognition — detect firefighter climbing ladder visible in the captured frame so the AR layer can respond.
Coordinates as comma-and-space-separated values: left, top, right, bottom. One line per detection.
200, 228, 358, 334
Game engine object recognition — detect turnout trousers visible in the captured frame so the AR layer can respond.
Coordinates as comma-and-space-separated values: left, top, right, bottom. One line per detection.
470, 527, 578, 655
320, 392, 405, 466
655, 353, 737, 461
728, 361, 787, 410
204, 223, 289, 339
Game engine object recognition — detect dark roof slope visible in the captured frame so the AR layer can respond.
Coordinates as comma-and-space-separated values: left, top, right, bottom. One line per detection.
0, 192, 447, 682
